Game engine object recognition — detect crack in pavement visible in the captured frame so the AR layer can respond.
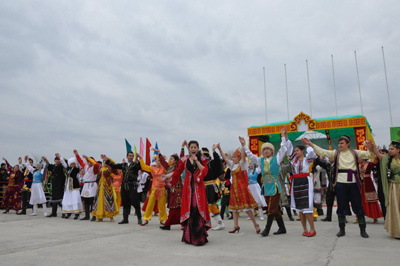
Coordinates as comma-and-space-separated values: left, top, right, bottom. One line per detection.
325, 237, 339, 266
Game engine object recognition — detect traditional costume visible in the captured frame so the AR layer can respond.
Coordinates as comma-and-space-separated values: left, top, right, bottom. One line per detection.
108, 158, 142, 224
18, 162, 34, 215
76, 154, 100, 221
247, 166, 267, 220
379, 144, 400, 238
359, 161, 382, 221
139, 157, 167, 225
311, 141, 373, 238
244, 142, 287, 236
46, 157, 67, 217
219, 167, 231, 220
202, 148, 225, 230
1, 161, 22, 212
29, 162, 47, 216
171, 154, 210, 246
159, 152, 183, 230
277, 163, 294, 221
91, 158, 119, 221
61, 158, 83, 219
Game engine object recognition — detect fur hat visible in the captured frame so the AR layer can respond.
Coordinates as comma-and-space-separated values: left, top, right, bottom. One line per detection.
261, 142, 275, 153
68, 157, 77, 167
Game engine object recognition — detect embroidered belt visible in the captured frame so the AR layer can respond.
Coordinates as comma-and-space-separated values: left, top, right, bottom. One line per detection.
204, 180, 217, 185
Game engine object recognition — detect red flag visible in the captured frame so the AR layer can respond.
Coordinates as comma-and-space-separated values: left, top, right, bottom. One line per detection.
145, 138, 152, 165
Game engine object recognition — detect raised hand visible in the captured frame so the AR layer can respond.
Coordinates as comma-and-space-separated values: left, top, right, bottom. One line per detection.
42, 156, 48, 162
18, 157, 22, 164
301, 138, 312, 146
239, 136, 246, 147
55, 153, 60, 158
82, 155, 88, 160
2, 157, 6, 161
182, 140, 187, 148
212, 144, 217, 152
24, 155, 29, 162
101, 154, 107, 160
73, 149, 78, 155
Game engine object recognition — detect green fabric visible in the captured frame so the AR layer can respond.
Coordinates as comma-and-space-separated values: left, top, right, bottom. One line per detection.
379, 155, 400, 207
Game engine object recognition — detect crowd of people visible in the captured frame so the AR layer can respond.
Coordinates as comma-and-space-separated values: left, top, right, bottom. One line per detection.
1, 131, 400, 246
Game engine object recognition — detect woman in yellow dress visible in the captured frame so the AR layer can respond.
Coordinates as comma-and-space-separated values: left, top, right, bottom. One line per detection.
90, 155, 119, 222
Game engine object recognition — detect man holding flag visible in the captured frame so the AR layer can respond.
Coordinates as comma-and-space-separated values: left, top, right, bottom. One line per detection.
106, 139, 143, 225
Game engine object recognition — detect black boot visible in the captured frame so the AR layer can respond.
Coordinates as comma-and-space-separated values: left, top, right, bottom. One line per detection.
64, 213, 72, 219
322, 206, 332, 222
273, 218, 287, 235
137, 216, 143, 225
358, 216, 369, 238
47, 204, 57, 217
285, 206, 294, 221
337, 216, 346, 237
119, 214, 129, 224
160, 225, 171, 230
260, 215, 274, 237
74, 214, 80, 220
90, 216, 96, 222
81, 202, 90, 220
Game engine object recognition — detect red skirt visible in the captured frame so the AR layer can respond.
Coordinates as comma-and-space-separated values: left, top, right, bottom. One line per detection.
361, 182, 382, 219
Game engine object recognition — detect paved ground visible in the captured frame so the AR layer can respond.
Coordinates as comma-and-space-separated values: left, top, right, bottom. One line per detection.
0, 208, 397, 266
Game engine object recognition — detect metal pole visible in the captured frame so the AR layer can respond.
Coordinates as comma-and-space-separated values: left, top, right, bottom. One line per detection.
354, 50, 364, 115
306, 60, 312, 117
284, 64, 289, 120
331, 54, 338, 116
263, 67, 268, 124
382, 46, 393, 127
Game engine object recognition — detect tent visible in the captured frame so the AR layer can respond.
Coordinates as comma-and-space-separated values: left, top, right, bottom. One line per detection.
247, 112, 374, 156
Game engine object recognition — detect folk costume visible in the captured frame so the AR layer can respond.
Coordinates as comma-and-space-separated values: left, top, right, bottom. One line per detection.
277, 163, 294, 221
61, 158, 83, 219
311, 142, 373, 238
247, 166, 267, 221
76, 154, 100, 221
160, 152, 183, 230
108, 158, 142, 224
46, 158, 67, 217
170, 154, 210, 246
284, 140, 317, 214
1, 161, 22, 212
112, 171, 122, 214
202, 148, 225, 230
18, 162, 34, 215
379, 152, 400, 238
91, 158, 119, 221
139, 157, 167, 225
359, 161, 382, 221
244, 142, 287, 237
220, 167, 232, 220
28, 162, 48, 216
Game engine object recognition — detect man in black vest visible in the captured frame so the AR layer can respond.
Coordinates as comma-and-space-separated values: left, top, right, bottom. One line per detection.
303, 136, 374, 238
107, 152, 142, 224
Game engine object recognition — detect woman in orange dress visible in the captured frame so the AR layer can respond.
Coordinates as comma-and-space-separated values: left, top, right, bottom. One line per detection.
1, 158, 22, 213
217, 143, 260, 234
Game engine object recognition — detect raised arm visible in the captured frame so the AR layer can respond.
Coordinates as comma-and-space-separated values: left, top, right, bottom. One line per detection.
240, 136, 261, 166
366, 140, 382, 161
137, 154, 152, 173
302, 138, 336, 159
217, 143, 229, 165
74, 150, 86, 168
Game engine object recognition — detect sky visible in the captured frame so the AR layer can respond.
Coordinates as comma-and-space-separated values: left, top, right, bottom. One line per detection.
1, 0, 399, 165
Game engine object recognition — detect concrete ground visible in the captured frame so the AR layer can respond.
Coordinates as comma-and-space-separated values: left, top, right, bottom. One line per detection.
0, 208, 397, 266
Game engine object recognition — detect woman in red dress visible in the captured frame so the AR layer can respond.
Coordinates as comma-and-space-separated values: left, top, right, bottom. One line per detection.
166, 140, 210, 246
217, 143, 260, 234
358, 159, 383, 223
1, 158, 22, 213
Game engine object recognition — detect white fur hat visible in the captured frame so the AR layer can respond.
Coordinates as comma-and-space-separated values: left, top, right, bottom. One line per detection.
68, 157, 77, 167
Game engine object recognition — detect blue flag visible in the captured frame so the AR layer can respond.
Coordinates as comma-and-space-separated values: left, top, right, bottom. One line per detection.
154, 142, 159, 155
125, 139, 132, 153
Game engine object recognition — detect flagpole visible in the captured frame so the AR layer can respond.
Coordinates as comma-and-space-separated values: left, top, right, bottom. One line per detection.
354, 50, 364, 115
284, 64, 289, 120
382, 46, 393, 127
331, 54, 338, 116
263, 67, 268, 124
306, 60, 312, 117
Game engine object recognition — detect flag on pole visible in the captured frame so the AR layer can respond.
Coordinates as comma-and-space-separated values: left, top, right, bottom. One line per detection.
134, 145, 138, 161
140, 137, 144, 157
125, 138, 132, 153
154, 142, 159, 155
145, 138, 152, 165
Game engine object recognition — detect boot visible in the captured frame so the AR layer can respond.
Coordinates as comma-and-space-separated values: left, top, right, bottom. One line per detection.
46, 204, 57, 217
160, 225, 171, 230
273, 218, 287, 235
358, 216, 369, 238
322, 206, 332, 222
119, 214, 129, 224
64, 213, 72, 219
90, 216, 96, 222
74, 214, 80, 220
260, 215, 274, 237
80, 203, 90, 220
337, 216, 346, 237
30, 204, 37, 216
212, 214, 225, 230
285, 206, 294, 221
17, 209, 26, 215
3, 209, 9, 214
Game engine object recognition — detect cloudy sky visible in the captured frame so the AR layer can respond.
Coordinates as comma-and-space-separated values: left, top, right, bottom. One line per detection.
1, 1, 399, 164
